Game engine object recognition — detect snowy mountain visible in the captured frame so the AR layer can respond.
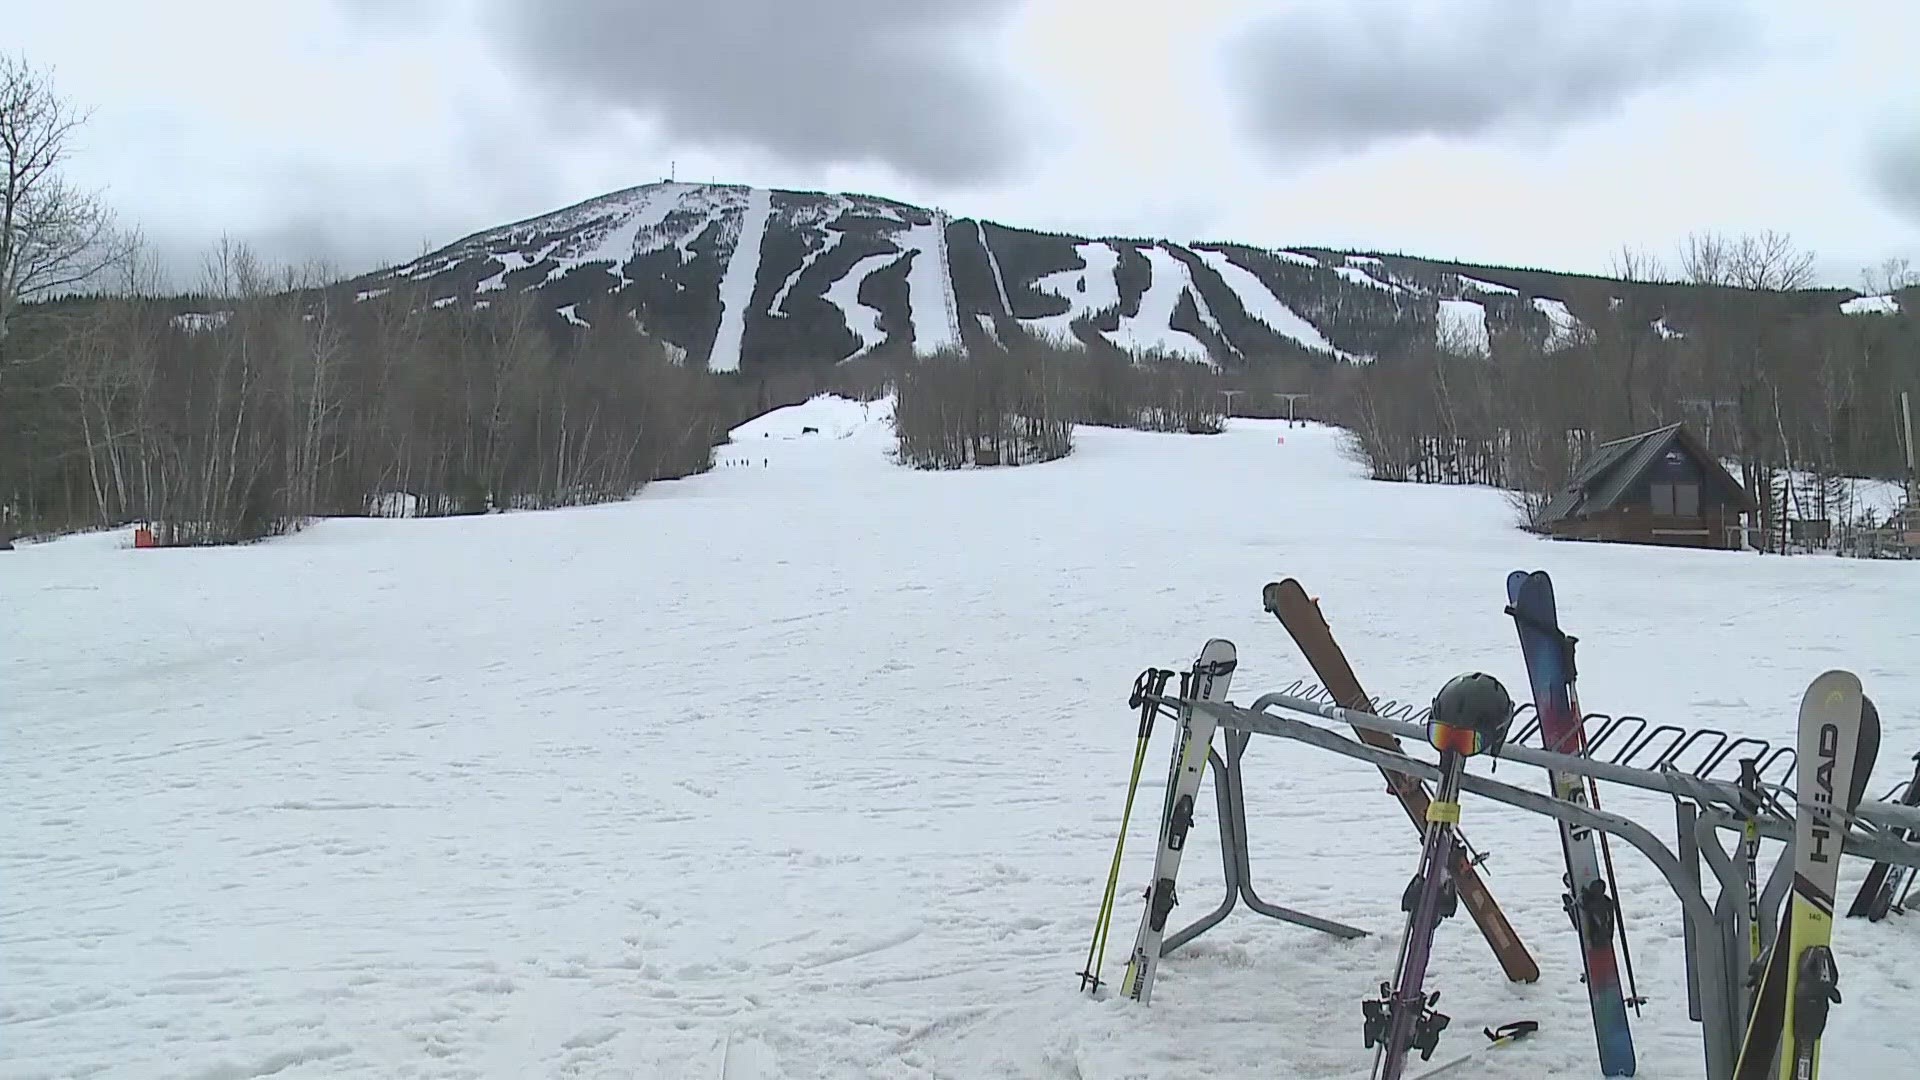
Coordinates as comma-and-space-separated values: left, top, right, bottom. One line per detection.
360, 181, 1735, 371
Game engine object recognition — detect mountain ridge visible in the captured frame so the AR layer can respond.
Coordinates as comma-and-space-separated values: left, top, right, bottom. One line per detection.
350, 180, 1905, 371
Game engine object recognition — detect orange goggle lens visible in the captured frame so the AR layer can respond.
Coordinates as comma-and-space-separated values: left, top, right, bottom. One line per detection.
1429, 723, 1485, 755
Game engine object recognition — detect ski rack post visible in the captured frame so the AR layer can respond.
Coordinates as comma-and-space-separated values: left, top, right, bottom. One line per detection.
1161, 727, 1369, 955
1141, 686, 1920, 1080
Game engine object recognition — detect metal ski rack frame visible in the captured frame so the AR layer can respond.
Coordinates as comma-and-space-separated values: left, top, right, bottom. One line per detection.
1140, 685, 1920, 1080
1161, 726, 1369, 954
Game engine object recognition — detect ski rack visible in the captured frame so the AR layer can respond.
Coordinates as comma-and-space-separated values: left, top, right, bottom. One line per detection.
1140, 683, 1920, 1080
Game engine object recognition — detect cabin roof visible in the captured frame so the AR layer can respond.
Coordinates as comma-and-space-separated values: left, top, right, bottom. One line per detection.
1538, 422, 1757, 525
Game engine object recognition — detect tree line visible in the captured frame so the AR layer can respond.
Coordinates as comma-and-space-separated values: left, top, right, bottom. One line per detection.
1318, 236, 1918, 547
890, 325, 1226, 470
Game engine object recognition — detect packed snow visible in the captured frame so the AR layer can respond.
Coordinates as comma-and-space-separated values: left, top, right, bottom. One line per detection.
1437, 298, 1491, 355
1196, 249, 1354, 361
902, 218, 961, 355
1108, 246, 1213, 364
707, 187, 772, 373
1840, 294, 1900, 315
7, 398, 1919, 1080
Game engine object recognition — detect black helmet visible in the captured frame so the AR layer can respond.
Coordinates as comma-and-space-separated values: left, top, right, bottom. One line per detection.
1429, 673, 1514, 758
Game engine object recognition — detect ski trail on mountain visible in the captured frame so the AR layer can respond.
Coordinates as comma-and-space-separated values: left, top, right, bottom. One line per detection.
826, 251, 896, 362
904, 217, 960, 355
1111, 246, 1211, 363
1196, 248, 1351, 360
709, 188, 772, 373
975, 220, 1014, 317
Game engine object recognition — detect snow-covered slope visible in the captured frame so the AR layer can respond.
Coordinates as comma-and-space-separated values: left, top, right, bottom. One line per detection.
9, 401, 1918, 1079
350, 181, 1612, 372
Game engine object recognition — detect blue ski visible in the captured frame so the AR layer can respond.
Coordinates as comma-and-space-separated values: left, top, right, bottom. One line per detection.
1506, 570, 1637, 1076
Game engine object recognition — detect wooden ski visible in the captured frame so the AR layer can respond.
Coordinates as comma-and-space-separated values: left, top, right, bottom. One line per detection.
1264, 578, 1541, 984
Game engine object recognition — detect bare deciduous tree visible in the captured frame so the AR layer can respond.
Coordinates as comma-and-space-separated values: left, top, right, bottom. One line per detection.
0, 55, 133, 369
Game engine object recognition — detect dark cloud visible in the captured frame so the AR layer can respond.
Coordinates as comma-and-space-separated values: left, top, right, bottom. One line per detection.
1228, 1, 1749, 155
465, 0, 1025, 183
1874, 124, 1920, 227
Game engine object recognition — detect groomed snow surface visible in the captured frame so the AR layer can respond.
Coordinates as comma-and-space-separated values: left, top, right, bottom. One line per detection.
7, 398, 1919, 1079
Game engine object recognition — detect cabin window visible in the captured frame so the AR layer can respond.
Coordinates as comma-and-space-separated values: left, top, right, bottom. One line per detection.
1652, 482, 1700, 515
1676, 482, 1699, 516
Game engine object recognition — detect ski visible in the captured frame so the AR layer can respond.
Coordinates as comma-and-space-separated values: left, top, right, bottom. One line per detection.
1733, 671, 1880, 1080
1118, 638, 1236, 1004
1846, 738, 1915, 922
1505, 569, 1638, 1077
1364, 672, 1516, 1080
1265, 578, 1540, 984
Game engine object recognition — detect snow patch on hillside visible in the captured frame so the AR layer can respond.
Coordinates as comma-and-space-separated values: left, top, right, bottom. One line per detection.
1196, 249, 1351, 360
170, 311, 232, 333
1457, 273, 1519, 296
1533, 296, 1587, 350
1841, 294, 1899, 315
903, 218, 960, 355
825, 251, 895, 361
557, 304, 589, 328
708, 187, 772, 373
1108, 246, 1213, 364
1654, 317, 1683, 339
1437, 299, 1490, 355
1336, 266, 1404, 292
477, 251, 530, 293
1025, 241, 1121, 341
1274, 249, 1319, 267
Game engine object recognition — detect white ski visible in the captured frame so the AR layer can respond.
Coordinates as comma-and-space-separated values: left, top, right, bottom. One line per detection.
1119, 638, 1237, 1004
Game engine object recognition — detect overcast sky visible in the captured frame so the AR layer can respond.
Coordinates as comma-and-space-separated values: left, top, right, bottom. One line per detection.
13, 0, 1919, 289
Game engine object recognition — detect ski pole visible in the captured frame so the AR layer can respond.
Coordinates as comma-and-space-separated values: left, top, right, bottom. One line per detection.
1078, 667, 1172, 994
1737, 757, 1764, 966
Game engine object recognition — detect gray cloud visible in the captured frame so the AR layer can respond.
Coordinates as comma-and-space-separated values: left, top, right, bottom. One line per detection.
465, 0, 1025, 183
1228, 1, 1749, 155
1874, 124, 1920, 228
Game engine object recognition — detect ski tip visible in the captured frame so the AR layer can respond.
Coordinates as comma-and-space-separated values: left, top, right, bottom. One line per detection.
1260, 580, 1292, 612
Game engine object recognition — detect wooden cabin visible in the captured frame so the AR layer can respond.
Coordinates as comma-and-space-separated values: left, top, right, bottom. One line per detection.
1537, 423, 1757, 550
